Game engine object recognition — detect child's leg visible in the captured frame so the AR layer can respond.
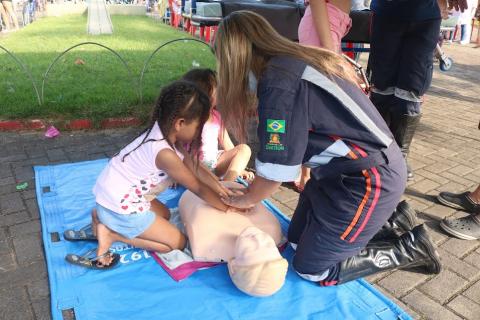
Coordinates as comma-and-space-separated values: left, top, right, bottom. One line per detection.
214, 144, 251, 181
95, 215, 185, 265
150, 198, 171, 220
94, 200, 185, 266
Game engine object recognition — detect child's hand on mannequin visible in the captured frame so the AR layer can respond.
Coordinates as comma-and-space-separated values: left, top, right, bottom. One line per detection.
221, 193, 256, 210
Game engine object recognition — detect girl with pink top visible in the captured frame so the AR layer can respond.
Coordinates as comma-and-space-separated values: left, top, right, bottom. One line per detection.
298, 0, 352, 53
294, 0, 352, 192
64, 81, 232, 270
182, 69, 254, 182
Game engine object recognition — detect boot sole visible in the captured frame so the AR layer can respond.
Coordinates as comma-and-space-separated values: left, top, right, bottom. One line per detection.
439, 220, 479, 240
414, 227, 442, 274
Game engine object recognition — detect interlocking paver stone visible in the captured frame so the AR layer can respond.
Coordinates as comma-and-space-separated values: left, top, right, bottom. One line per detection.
268, 199, 294, 217
440, 238, 480, 258
403, 290, 463, 320
447, 165, 475, 177
0, 260, 47, 288
27, 278, 50, 301
0, 164, 12, 179
25, 198, 40, 220
423, 161, 455, 174
419, 270, 468, 304
0, 253, 16, 272
422, 204, 457, 219
0, 211, 30, 227
439, 171, 477, 188
463, 252, 480, 270
0, 182, 17, 196
378, 269, 430, 297
463, 279, 480, 303
437, 248, 480, 281
410, 179, 441, 194
0, 193, 26, 215
13, 166, 35, 182
0, 239, 11, 255
9, 220, 41, 237
31, 300, 52, 320
271, 189, 299, 203
0, 287, 34, 320
0, 176, 15, 187
12, 234, 44, 266
447, 295, 480, 320
21, 189, 37, 201
415, 169, 451, 185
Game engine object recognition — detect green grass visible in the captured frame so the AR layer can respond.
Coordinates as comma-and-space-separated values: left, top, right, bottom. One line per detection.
0, 15, 216, 121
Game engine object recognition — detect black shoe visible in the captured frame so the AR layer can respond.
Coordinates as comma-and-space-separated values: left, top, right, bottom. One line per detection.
337, 224, 441, 284
440, 215, 480, 240
371, 200, 417, 241
437, 192, 480, 214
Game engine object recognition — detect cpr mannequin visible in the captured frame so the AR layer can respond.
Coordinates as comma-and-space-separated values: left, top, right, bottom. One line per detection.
179, 181, 288, 296
179, 182, 285, 262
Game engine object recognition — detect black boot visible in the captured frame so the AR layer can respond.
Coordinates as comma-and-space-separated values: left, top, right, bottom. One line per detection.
337, 224, 441, 285
370, 92, 393, 126
371, 200, 418, 241
389, 114, 422, 181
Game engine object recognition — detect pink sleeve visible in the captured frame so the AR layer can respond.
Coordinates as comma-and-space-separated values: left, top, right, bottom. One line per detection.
212, 109, 223, 127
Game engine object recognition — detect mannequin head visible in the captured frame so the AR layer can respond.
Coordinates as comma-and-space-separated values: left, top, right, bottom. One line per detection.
228, 227, 288, 297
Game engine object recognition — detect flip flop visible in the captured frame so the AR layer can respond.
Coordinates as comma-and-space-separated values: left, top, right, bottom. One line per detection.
65, 248, 120, 270
63, 224, 96, 241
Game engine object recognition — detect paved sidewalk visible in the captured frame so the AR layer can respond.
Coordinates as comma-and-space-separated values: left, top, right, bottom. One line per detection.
87, 0, 113, 35
0, 44, 479, 320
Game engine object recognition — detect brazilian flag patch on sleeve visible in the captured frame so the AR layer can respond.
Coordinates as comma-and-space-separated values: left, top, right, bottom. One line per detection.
267, 119, 285, 133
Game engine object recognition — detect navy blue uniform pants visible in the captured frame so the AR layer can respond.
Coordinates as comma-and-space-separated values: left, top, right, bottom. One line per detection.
287, 156, 407, 285
370, 16, 441, 97
369, 16, 441, 115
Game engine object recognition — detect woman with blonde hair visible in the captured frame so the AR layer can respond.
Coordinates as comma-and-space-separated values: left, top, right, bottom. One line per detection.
217, 11, 441, 286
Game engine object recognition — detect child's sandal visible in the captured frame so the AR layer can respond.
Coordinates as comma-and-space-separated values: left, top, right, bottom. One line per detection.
66, 248, 120, 270
63, 224, 97, 241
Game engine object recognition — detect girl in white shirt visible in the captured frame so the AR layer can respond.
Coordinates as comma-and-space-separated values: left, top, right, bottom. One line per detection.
66, 80, 232, 269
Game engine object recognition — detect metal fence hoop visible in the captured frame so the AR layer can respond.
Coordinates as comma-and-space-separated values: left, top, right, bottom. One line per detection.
41, 41, 139, 104
0, 44, 42, 106
139, 38, 214, 104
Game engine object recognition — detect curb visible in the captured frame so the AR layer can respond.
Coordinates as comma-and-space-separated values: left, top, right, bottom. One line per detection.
0, 117, 144, 132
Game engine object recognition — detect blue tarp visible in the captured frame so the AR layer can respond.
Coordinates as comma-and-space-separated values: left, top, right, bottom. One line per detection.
35, 159, 412, 320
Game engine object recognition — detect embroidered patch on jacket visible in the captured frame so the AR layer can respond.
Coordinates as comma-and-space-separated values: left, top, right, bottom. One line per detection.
267, 119, 285, 133
266, 133, 285, 151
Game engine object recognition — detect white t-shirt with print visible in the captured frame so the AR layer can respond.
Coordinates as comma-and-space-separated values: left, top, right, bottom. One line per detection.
93, 122, 184, 215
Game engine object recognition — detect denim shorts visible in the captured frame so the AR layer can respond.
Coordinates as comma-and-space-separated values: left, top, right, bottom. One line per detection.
96, 203, 156, 239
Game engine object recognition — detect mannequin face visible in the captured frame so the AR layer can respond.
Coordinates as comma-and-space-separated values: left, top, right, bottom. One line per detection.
233, 227, 280, 266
